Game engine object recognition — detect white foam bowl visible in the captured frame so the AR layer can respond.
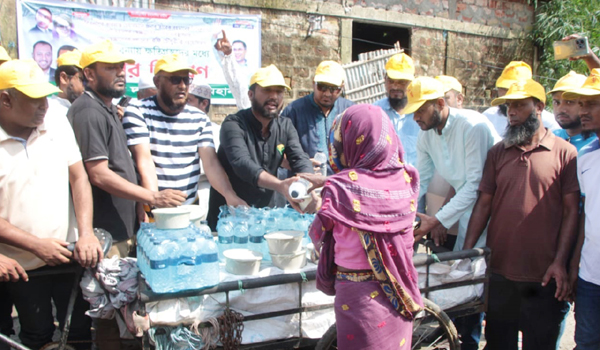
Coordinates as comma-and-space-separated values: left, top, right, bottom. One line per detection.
151, 207, 191, 229
271, 248, 307, 271
223, 249, 263, 275
264, 231, 304, 255
179, 205, 203, 227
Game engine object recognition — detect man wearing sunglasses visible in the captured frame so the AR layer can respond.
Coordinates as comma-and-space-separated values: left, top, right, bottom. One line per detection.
123, 54, 247, 215
281, 61, 354, 175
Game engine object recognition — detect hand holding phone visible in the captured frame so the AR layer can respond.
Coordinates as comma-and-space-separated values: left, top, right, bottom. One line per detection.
554, 37, 590, 60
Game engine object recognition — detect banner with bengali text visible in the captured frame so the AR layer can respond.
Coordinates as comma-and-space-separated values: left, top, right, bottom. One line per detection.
16, 0, 261, 104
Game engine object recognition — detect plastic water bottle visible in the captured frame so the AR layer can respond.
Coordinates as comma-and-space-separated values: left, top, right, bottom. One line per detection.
198, 220, 212, 238
177, 237, 200, 291
248, 220, 268, 260
289, 178, 310, 199
217, 217, 234, 261
148, 240, 169, 293
233, 217, 249, 250
314, 150, 328, 176
202, 237, 220, 287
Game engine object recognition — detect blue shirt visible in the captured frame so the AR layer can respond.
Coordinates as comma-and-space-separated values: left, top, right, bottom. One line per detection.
281, 93, 354, 169
553, 129, 597, 152
373, 97, 421, 165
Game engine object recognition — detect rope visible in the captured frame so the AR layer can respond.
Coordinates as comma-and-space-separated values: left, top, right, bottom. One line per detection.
237, 280, 246, 294
191, 317, 220, 350
300, 271, 308, 283
431, 253, 441, 263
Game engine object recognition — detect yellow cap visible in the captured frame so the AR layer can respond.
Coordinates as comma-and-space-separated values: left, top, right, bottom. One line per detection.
435, 75, 462, 93
549, 71, 587, 94
0, 47, 10, 62
385, 53, 415, 81
154, 54, 198, 75
563, 69, 600, 99
314, 61, 345, 87
80, 40, 135, 69
0, 59, 61, 98
250, 64, 290, 90
495, 61, 532, 89
491, 79, 546, 106
403, 77, 445, 115
57, 49, 82, 68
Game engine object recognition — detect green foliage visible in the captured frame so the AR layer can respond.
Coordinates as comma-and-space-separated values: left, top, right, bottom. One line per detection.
529, 0, 600, 87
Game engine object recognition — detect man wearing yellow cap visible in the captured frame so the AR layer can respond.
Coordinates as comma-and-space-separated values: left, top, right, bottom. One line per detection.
464, 79, 580, 350
281, 60, 354, 175
47, 49, 84, 120
373, 53, 421, 165
483, 61, 560, 137
436, 75, 464, 109
550, 71, 597, 151
562, 69, 600, 350
207, 64, 314, 229
0, 59, 103, 349
123, 54, 246, 220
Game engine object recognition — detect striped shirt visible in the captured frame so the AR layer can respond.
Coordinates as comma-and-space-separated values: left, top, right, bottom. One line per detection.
123, 96, 214, 204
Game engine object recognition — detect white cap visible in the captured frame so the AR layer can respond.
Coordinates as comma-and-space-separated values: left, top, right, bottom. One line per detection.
138, 74, 155, 90
189, 76, 212, 99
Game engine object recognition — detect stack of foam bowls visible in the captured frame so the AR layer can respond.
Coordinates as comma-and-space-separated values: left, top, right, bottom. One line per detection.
223, 249, 263, 275
264, 230, 307, 270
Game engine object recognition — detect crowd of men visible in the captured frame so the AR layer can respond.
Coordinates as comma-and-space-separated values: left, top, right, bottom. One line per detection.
0, 32, 599, 350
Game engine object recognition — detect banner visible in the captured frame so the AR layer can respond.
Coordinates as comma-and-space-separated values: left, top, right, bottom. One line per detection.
16, 0, 261, 104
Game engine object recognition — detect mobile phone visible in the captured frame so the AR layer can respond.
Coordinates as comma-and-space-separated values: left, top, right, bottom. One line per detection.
553, 37, 589, 60
118, 96, 132, 107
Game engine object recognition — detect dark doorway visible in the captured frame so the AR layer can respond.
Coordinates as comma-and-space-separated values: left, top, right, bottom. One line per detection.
352, 22, 411, 61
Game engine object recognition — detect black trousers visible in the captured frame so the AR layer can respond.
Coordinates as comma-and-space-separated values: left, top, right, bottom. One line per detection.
484, 273, 569, 350
7, 266, 91, 350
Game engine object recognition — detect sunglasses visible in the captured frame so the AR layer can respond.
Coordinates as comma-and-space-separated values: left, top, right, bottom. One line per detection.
165, 76, 192, 86
316, 83, 342, 94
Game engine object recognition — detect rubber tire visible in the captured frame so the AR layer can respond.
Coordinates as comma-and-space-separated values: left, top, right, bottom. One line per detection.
315, 298, 460, 350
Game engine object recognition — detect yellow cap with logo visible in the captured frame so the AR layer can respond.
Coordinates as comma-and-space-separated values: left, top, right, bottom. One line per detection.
154, 54, 198, 75
496, 61, 532, 89
57, 49, 82, 68
563, 69, 600, 99
0, 59, 61, 98
402, 77, 445, 115
385, 53, 415, 81
491, 79, 546, 106
0, 47, 10, 62
435, 75, 462, 93
80, 40, 135, 69
250, 64, 290, 90
549, 71, 587, 94
314, 61, 345, 87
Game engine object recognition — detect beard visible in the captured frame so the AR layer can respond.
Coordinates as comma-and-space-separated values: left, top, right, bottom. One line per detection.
65, 84, 81, 104
160, 89, 186, 112
96, 75, 125, 99
503, 112, 540, 147
251, 97, 280, 119
389, 96, 408, 111
556, 114, 582, 130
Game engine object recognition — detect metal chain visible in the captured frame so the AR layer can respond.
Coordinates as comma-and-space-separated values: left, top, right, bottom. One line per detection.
218, 308, 244, 350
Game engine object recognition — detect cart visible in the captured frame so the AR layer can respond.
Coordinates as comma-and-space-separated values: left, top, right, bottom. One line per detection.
137, 244, 491, 350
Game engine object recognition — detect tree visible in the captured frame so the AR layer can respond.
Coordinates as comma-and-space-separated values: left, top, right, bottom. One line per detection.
529, 0, 600, 87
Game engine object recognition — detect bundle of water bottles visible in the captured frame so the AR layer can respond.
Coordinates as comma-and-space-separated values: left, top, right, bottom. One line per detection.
137, 221, 220, 294
216, 206, 315, 262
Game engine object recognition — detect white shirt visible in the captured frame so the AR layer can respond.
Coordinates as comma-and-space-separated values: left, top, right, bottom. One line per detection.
417, 107, 501, 250
483, 106, 560, 137
577, 139, 600, 285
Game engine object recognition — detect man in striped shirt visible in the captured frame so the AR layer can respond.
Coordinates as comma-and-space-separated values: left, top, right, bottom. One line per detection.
123, 54, 246, 209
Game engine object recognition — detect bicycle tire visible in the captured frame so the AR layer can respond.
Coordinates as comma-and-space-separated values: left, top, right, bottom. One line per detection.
315, 298, 460, 350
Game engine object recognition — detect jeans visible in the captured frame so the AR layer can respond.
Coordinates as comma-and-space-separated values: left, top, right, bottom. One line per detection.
455, 312, 484, 350
574, 277, 600, 350
7, 266, 91, 350
484, 273, 569, 350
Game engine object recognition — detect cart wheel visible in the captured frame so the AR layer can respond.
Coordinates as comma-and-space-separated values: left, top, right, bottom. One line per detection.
40, 342, 77, 350
315, 298, 460, 350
